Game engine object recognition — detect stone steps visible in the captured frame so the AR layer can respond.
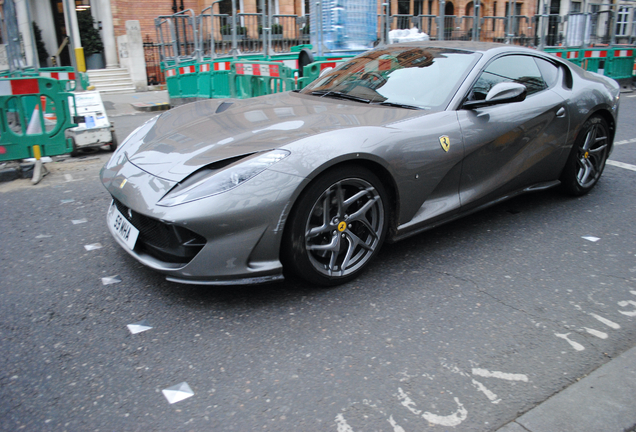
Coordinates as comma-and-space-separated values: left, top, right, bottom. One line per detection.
87, 68, 136, 94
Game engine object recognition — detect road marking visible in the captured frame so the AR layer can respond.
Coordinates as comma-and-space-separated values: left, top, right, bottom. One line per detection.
607, 160, 636, 171
471, 379, 501, 403
618, 300, 636, 317
555, 333, 585, 351
614, 137, 636, 145
590, 313, 621, 329
335, 413, 354, 432
397, 388, 468, 427
584, 328, 608, 339
387, 416, 406, 432
471, 368, 529, 382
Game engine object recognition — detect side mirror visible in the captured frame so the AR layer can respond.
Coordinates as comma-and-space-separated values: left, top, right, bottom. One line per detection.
463, 82, 527, 109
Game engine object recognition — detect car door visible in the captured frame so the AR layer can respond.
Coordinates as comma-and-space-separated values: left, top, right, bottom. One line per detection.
456, 54, 570, 210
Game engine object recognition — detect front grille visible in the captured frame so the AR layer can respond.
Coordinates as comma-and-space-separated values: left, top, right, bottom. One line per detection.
113, 198, 206, 264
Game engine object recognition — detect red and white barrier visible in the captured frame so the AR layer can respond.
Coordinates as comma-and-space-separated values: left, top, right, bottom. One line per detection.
584, 50, 608, 58
235, 63, 281, 77
40, 72, 76, 80
0, 79, 40, 96
213, 62, 232, 71
614, 50, 633, 58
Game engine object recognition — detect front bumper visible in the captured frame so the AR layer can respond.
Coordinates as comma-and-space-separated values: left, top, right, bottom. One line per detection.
102, 159, 305, 285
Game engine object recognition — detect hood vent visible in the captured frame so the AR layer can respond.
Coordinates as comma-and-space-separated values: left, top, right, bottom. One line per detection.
216, 101, 234, 114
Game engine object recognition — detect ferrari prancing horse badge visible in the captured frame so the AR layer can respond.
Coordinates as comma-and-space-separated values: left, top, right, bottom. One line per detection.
439, 135, 450, 152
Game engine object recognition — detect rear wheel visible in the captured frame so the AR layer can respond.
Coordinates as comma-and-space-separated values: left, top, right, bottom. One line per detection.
109, 132, 118, 152
70, 137, 80, 157
283, 166, 389, 286
560, 115, 610, 196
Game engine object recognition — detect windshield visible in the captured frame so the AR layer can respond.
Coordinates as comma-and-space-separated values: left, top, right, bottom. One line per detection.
301, 47, 480, 110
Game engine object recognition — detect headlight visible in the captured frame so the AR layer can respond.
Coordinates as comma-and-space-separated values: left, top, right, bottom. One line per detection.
157, 149, 290, 207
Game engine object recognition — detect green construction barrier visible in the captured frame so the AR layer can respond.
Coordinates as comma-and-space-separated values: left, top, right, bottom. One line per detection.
210, 60, 234, 99
197, 63, 212, 98
230, 61, 294, 99
164, 65, 181, 99
605, 47, 635, 80
297, 59, 348, 89
0, 77, 77, 161
579, 48, 611, 73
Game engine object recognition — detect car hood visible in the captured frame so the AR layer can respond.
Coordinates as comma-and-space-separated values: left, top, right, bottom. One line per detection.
122, 92, 427, 182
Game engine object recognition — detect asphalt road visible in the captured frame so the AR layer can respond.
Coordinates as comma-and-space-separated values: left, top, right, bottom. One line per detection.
1, 96, 635, 431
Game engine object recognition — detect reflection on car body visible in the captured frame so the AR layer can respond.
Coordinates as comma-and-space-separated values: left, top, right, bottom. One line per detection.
100, 41, 620, 286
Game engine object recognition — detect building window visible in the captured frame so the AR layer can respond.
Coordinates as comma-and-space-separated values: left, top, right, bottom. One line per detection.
616, 6, 629, 36
570, 2, 581, 13
589, 4, 599, 36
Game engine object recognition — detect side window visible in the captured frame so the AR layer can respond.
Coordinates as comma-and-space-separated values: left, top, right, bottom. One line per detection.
469, 55, 547, 101
534, 57, 560, 88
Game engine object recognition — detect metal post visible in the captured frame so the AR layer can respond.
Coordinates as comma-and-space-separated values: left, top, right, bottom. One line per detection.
473, 0, 480, 41
231, 0, 238, 57
505, 1, 511, 43
439, 0, 446, 40
385, 2, 390, 42
538, 0, 545, 49
316, 0, 323, 57
610, 1, 617, 45
168, 19, 180, 67
268, 0, 273, 56
260, 0, 267, 57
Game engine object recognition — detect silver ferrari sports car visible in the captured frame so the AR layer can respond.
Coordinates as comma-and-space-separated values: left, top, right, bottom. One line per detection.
100, 41, 620, 286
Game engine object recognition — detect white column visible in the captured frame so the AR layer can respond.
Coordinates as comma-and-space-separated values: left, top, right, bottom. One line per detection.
29, 0, 57, 67
14, 0, 35, 67
95, 0, 118, 68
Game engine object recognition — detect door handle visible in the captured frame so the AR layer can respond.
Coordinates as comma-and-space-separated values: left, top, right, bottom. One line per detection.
556, 107, 566, 118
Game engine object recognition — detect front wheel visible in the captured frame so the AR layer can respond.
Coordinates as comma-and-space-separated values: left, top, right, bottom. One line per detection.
560, 115, 610, 196
283, 166, 389, 286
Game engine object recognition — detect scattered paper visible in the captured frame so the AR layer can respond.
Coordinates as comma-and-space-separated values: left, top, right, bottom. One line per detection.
582, 236, 600, 242
84, 243, 103, 251
36, 234, 52, 239
72, 219, 87, 225
101, 275, 122, 285
127, 320, 153, 335
162, 382, 194, 404
60, 199, 75, 204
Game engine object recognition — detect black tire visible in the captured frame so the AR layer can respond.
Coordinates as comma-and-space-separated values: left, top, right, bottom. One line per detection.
560, 115, 610, 196
109, 132, 118, 152
282, 165, 389, 286
70, 136, 80, 157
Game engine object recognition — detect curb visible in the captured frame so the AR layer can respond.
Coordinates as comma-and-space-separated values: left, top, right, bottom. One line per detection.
131, 102, 170, 112
497, 345, 636, 432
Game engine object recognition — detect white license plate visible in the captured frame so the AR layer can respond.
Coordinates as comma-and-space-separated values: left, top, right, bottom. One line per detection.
108, 202, 140, 250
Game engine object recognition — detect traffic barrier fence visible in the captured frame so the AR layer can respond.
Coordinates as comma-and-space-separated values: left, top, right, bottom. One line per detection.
0, 77, 77, 162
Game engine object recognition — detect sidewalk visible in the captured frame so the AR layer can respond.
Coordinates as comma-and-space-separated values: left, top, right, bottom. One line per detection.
497, 345, 636, 432
101, 90, 170, 117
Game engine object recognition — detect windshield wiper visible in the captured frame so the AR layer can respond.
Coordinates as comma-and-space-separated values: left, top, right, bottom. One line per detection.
372, 101, 424, 110
309, 90, 371, 104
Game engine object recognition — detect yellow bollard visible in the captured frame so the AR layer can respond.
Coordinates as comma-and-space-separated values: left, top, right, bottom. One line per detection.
75, 47, 86, 73
33, 144, 41, 160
